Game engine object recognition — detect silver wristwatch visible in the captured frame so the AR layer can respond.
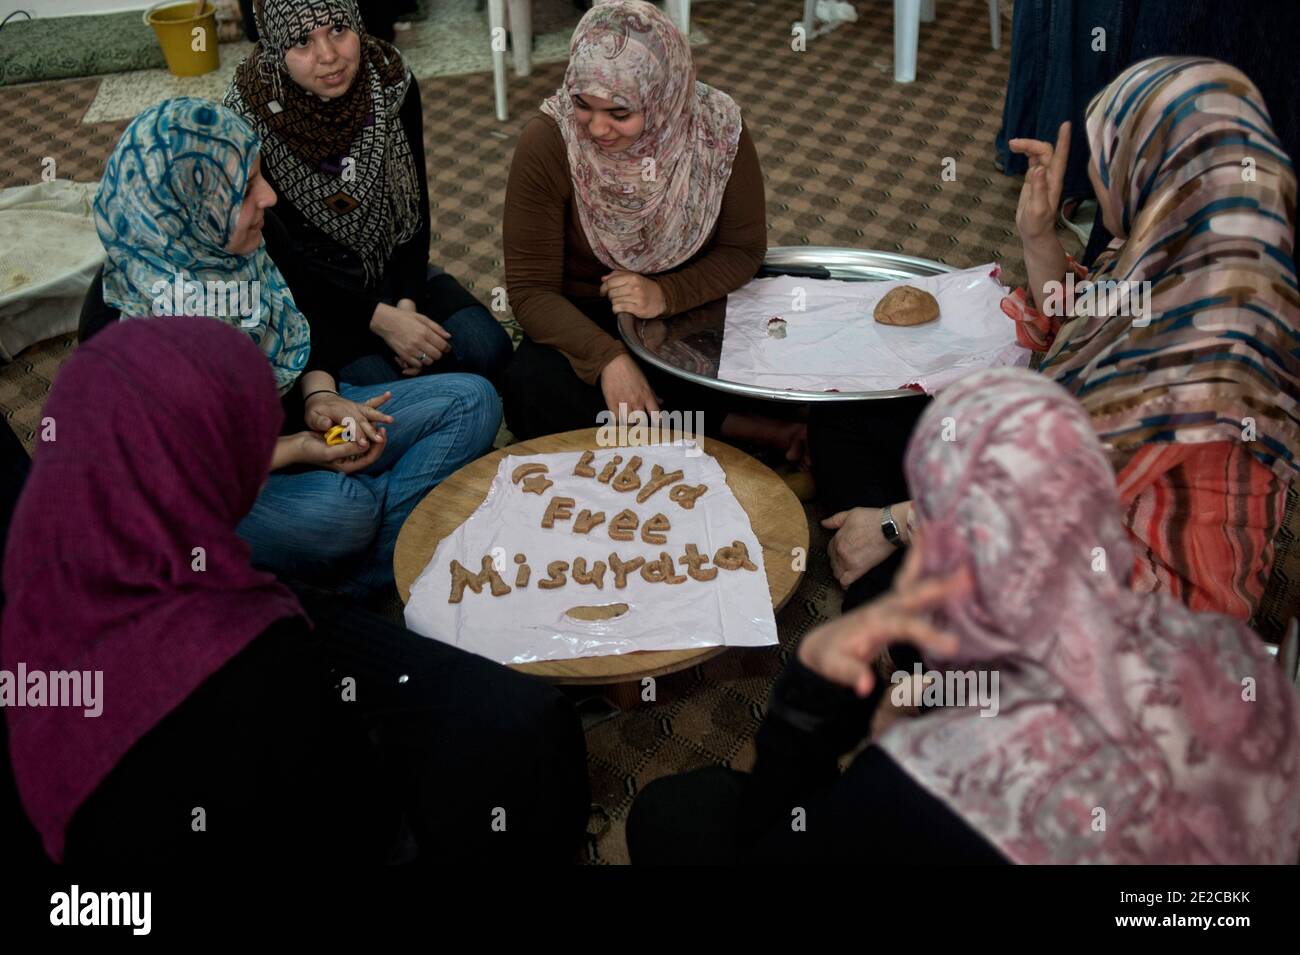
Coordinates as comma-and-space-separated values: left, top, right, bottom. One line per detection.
880, 504, 904, 548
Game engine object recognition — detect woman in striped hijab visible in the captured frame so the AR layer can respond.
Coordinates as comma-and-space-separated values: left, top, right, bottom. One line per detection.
999, 56, 1299, 619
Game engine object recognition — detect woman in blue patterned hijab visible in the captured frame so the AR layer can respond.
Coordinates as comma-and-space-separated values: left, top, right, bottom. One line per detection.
93, 97, 311, 394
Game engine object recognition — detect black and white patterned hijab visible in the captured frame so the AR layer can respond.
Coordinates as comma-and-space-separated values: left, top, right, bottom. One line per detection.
225, 0, 421, 284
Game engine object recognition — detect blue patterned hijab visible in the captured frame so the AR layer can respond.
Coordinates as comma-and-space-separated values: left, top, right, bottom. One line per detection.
93, 97, 311, 395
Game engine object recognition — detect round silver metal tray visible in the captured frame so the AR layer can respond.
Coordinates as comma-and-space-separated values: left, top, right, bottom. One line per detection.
617, 246, 955, 402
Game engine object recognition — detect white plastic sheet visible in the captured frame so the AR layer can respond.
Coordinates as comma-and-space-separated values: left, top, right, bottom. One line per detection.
404, 445, 778, 664
717, 262, 1029, 394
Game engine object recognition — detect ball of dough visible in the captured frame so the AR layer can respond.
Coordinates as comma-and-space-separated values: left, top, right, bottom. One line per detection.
873, 285, 940, 326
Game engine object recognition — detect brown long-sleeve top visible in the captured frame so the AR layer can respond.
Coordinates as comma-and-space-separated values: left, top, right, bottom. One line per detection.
503, 113, 767, 385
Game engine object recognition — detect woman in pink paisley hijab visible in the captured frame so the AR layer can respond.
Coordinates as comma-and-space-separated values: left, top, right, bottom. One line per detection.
629, 368, 1300, 865
542, 0, 741, 275
502, 0, 807, 461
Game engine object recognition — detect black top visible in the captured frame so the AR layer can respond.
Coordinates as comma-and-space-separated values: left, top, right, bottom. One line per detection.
78, 211, 349, 435
0, 417, 29, 610
259, 80, 438, 359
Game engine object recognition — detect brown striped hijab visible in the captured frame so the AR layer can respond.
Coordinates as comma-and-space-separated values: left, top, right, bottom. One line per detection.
1040, 57, 1300, 482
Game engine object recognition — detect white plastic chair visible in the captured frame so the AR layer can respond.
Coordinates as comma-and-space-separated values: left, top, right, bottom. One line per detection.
894, 0, 1001, 83
489, 1, 692, 122
665, 0, 692, 35
1280, 618, 1300, 687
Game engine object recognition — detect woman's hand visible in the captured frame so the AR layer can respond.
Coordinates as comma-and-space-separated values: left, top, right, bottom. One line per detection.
1009, 121, 1072, 314
797, 537, 965, 697
599, 353, 661, 419
600, 270, 667, 319
371, 301, 451, 375
1009, 121, 1071, 244
821, 502, 911, 589
292, 428, 387, 475
303, 389, 394, 449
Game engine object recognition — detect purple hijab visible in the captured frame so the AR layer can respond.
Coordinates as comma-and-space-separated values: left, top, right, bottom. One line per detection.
2, 317, 307, 861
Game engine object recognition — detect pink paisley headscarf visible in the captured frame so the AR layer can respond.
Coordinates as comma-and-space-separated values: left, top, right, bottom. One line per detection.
540, 0, 743, 274
878, 367, 1300, 864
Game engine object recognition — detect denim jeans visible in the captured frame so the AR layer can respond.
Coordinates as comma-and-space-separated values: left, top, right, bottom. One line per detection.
340, 300, 514, 390
237, 372, 501, 597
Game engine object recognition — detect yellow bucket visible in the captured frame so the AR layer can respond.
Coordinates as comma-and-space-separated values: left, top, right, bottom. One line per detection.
144, 1, 220, 77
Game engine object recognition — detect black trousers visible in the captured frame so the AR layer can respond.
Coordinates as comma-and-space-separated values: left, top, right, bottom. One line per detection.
0, 417, 29, 597
339, 267, 514, 390
628, 647, 1006, 865
0, 418, 43, 867
627, 748, 1006, 865
808, 394, 931, 610
61, 587, 590, 865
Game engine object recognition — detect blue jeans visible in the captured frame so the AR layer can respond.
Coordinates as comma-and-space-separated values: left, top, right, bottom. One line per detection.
340, 304, 513, 389
238, 373, 501, 597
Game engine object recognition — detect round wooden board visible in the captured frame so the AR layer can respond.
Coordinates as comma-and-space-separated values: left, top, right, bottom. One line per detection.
393, 429, 809, 685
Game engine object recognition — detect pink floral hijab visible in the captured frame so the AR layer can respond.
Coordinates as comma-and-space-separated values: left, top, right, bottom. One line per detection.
540, 0, 743, 274
878, 367, 1300, 864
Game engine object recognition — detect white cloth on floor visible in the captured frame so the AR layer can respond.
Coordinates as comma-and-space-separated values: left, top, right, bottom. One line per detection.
0, 180, 103, 360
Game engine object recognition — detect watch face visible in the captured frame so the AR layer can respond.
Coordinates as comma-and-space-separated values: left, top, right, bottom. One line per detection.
881, 513, 901, 545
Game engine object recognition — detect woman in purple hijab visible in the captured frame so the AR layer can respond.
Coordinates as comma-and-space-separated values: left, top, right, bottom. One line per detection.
1, 317, 588, 864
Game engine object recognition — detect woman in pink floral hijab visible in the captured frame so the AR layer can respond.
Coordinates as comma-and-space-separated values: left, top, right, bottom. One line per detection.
503, 1, 805, 458
540, 0, 743, 273
629, 368, 1300, 865
880, 367, 1300, 864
